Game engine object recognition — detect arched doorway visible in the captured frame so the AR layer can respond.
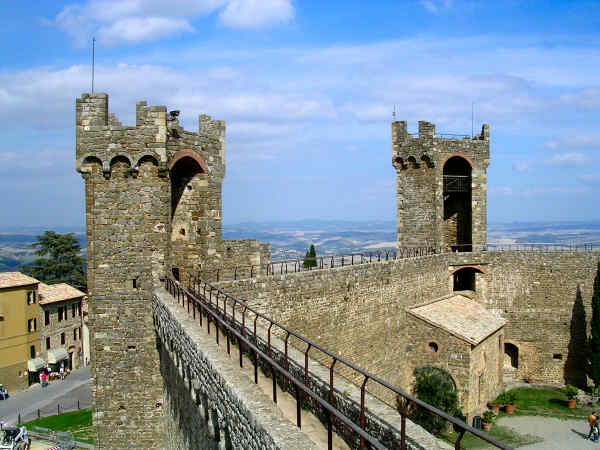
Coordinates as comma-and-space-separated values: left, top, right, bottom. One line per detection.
504, 343, 519, 369
169, 151, 207, 280
453, 267, 483, 292
443, 156, 472, 252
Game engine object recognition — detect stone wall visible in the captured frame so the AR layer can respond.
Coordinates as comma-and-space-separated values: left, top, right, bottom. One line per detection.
391, 121, 489, 250
482, 251, 600, 385
468, 329, 503, 415
153, 287, 319, 450
215, 254, 453, 402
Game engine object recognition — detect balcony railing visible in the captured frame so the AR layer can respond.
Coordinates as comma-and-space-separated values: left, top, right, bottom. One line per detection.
443, 175, 471, 193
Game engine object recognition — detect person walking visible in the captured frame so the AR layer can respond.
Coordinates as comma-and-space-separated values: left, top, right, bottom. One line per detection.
40, 371, 47, 388
59, 366, 65, 381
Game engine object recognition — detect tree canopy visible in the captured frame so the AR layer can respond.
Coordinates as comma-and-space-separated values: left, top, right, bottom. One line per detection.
589, 259, 600, 387
21, 231, 86, 291
303, 244, 318, 269
407, 366, 461, 434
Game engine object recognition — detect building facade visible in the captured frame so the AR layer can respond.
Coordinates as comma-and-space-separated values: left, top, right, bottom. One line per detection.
0, 273, 41, 393
39, 283, 86, 371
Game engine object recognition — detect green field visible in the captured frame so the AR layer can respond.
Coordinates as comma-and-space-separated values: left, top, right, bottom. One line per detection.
23, 409, 93, 444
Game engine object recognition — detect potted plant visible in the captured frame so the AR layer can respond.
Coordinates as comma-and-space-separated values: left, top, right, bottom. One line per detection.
563, 384, 578, 408
482, 410, 494, 431
487, 400, 500, 414
504, 392, 516, 414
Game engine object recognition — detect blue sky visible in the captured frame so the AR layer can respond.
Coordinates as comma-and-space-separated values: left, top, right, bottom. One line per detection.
1, 0, 599, 228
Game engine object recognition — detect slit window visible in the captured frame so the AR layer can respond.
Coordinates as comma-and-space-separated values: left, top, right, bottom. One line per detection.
553, 353, 563, 360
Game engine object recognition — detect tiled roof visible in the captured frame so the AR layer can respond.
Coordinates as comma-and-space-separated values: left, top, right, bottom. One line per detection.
0, 272, 39, 289
408, 295, 507, 345
39, 283, 86, 305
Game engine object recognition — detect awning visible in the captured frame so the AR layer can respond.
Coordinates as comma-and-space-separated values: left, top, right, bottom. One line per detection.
47, 348, 69, 364
27, 358, 47, 372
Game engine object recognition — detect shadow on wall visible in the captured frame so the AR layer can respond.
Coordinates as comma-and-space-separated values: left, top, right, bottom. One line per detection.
565, 285, 587, 387
158, 336, 221, 450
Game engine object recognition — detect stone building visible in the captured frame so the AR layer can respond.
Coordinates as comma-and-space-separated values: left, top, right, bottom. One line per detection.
0, 273, 42, 393
392, 121, 489, 251
38, 283, 86, 370
75, 93, 270, 449
75, 93, 600, 447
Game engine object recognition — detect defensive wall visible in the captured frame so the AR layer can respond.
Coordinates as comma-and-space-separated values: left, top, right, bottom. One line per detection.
215, 249, 600, 418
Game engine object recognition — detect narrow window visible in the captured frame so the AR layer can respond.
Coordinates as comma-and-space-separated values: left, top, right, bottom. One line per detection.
132, 279, 137, 289
32, 291, 36, 303
74, 329, 77, 341
30, 345, 35, 359
58, 307, 63, 322
45, 310, 50, 326
61, 332, 65, 345
27, 292, 32, 305
78, 302, 82, 316
46, 337, 51, 350
72, 304, 76, 318
34, 318, 37, 331
553, 353, 563, 360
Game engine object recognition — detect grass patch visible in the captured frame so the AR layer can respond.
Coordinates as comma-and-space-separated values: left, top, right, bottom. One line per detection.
442, 424, 542, 449
22, 409, 93, 444
493, 387, 593, 419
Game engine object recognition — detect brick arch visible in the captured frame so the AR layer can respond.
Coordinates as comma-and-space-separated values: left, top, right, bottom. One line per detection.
168, 149, 208, 173
450, 265, 486, 275
442, 153, 475, 170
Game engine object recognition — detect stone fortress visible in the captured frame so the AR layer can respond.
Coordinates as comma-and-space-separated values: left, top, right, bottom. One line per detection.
76, 93, 599, 448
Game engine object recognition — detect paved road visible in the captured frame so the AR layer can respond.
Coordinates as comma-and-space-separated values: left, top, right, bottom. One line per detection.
0, 367, 91, 425
497, 415, 600, 449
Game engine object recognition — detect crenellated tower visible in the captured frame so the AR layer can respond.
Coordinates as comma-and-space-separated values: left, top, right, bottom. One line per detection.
76, 93, 268, 448
391, 120, 490, 251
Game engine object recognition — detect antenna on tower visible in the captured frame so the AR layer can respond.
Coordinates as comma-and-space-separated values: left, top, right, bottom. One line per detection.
91, 37, 96, 93
392, 104, 396, 121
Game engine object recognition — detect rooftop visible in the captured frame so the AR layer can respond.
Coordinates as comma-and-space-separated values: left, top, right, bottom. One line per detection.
408, 295, 506, 345
39, 283, 86, 305
0, 272, 39, 289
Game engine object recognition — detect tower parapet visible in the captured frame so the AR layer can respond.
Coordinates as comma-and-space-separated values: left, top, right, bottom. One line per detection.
391, 121, 490, 251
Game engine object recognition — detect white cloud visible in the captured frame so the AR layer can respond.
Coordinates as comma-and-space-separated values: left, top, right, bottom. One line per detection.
578, 174, 600, 185
420, 0, 453, 14
54, 0, 294, 46
544, 135, 600, 151
219, 0, 294, 29
97, 17, 194, 45
559, 88, 600, 110
513, 161, 531, 172
545, 152, 590, 167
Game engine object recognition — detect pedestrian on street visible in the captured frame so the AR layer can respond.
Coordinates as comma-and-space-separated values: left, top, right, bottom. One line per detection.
59, 366, 65, 381
41, 371, 47, 388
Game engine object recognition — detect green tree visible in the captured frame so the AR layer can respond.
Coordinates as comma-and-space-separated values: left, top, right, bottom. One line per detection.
407, 366, 461, 434
589, 259, 600, 387
21, 231, 86, 291
303, 244, 318, 269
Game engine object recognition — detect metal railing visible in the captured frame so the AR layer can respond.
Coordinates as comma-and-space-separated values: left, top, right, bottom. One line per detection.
443, 175, 471, 193
164, 276, 513, 450
193, 243, 599, 283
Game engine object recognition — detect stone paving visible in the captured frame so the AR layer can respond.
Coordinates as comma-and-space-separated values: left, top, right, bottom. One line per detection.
497, 415, 599, 449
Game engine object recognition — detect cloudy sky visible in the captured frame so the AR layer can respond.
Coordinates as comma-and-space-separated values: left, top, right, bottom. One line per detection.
1, 0, 599, 228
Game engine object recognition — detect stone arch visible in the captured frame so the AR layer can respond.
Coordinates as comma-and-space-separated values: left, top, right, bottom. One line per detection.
452, 266, 483, 291
442, 152, 475, 170
420, 154, 434, 168
394, 156, 407, 169
109, 153, 133, 169
76, 154, 103, 172
168, 149, 208, 173
135, 153, 160, 168
407, 155, 419, 168
443, 156, 472, 252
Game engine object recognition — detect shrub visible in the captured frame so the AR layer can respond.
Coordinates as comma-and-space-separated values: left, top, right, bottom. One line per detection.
482, 410, 495, 424
563, 384, 579, 399
407, 366, 461, 434
504, 392, 517, 405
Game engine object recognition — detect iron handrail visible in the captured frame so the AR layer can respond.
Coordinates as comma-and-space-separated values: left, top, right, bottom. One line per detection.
165, 276, 513, 450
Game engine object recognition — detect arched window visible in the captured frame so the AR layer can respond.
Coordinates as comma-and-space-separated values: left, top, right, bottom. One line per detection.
453, 267, 483, 291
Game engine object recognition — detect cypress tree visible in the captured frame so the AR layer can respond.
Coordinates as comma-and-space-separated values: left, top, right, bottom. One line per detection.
589, 259, 600, 387
302, 245, 318, 269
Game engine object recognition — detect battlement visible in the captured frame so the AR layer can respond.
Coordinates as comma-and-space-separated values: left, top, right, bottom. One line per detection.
75, 93, 226, 179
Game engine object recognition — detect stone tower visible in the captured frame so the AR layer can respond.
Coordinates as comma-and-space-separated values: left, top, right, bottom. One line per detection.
75, 93, 232, 448
391, 121, 490, 251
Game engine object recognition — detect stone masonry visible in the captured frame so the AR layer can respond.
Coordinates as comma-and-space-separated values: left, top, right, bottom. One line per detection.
392, 121, 489, 250
76, 93, 270, 448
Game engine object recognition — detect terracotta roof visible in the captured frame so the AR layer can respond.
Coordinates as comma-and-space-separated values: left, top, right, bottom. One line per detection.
39, 283, 86, 305
0, 272, 39, 289
408, 295, 507, 345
